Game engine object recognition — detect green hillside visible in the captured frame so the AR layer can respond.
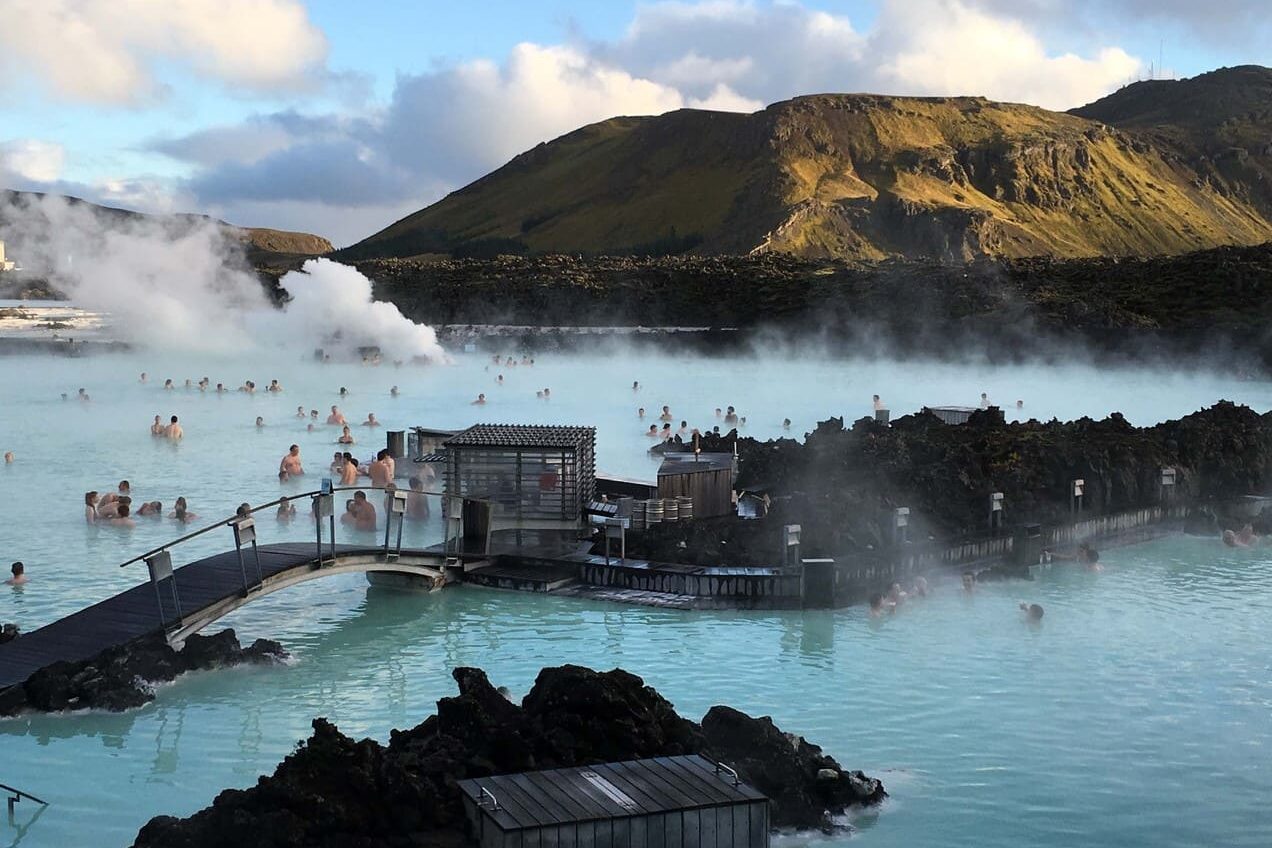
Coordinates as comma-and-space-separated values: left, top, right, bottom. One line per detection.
342, 67, 1272, 262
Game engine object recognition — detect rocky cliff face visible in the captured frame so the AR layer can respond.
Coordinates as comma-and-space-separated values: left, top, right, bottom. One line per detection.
341, 68, 1272, 263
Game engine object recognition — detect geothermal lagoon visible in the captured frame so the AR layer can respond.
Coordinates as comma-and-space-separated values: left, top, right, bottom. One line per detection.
2, 349, 1272, 847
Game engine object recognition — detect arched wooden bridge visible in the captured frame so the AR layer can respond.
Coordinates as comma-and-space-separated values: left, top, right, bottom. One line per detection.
0, 486, 469, 691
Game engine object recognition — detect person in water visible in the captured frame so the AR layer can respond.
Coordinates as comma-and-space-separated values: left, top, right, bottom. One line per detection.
407, 475, 431, 519
163, 379, 174, 390
276, 497, 296, 522
137, 501, 163, 517
85, 491, 99, 523
330, 451, 344, 475
724, 406, 738, 425
108, 503, 136, 528
980, 392, 990, 409
327, 405, 346, 425
6, 562, 27, 587
339, 387, 348, 398
1047, 542, 1101, 571
295, 406, 306, 418
659, 405, 673, 421
150, 415, 165, 436
472, 393, 487, 405
1238, 524, 1259, 546
255, 416, 265, 428
961, 571, 975, 592
281, 444, 304, 477
646, 424, 659, 438
78, 388, 90, 401
1020, 602, 1045, 621
170, 497, 198, 523
632, 381, 640, 391
873, 394, 884, 411
363, 413, 380, 427
783, 418, 791, 429
638, 407, 646, 419
338, 425, 355, 445
165, 415, 183, 440
3, 451, 12, 463
390, 385, 399, 397
340, 453, 360, 485
369, 450, 393, 487
350, 490, 377, 531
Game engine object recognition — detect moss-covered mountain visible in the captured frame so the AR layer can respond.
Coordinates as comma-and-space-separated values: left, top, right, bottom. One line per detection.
341, 66, 1272, 262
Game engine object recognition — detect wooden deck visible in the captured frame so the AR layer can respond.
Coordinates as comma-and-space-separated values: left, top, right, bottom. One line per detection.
0, 543, 428, 690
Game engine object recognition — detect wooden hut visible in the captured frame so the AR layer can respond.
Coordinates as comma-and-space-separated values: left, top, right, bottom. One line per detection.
458, 755, 770, 848
442, 424, 596, 529
657, 453, 734, 519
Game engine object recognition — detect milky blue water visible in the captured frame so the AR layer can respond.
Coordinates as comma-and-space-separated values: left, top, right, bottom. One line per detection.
1, 350, 1271, 847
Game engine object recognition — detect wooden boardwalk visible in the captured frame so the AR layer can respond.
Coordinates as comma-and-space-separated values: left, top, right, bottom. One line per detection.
0, 543, 422, 691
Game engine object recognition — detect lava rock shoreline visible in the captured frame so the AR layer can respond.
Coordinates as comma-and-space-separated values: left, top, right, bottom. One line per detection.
0, 629, 286, 715
133, 665, 885, 847
627, 401, 1272, 566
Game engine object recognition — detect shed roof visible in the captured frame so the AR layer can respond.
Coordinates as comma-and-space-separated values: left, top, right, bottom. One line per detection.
657, 452, 734, 476
457, 755, 765, 831
446, 424, 596, 450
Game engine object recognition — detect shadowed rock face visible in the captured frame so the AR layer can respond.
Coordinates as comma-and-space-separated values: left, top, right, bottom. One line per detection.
132, 665, 885, 847
0, 629, 286, 715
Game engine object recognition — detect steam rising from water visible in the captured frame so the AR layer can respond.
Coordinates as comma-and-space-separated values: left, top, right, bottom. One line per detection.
0, 193, 444, 361
269, 259, 444, 361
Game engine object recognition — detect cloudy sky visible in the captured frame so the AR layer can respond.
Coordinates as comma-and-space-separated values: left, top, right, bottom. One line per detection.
1, 0, 1268, 246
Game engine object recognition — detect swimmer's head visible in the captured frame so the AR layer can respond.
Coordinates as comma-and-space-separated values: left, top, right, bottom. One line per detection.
255, 417, 264, 426
118, 480, 130, 493
116, 503, 130, 518
354, 490, 367, 502
85, 491, 98, 505
170, 415, 178, 424
3, 452, 12, 463
10, 561, 23, 577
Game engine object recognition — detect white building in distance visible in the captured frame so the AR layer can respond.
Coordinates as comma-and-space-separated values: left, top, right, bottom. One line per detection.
0, 240, 15, 272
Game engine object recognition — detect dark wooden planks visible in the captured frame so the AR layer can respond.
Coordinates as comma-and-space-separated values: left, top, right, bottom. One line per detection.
0, 543, 407, 689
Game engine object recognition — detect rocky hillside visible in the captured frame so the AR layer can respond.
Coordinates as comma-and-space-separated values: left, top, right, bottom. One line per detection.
341, 67, 1272, 262
0, 189, 332, 266
1071, 65, 1272, 221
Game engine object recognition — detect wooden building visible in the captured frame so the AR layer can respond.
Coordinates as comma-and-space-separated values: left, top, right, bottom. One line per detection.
442, 424, 596, 529
458, 755, 769, 848
657, 453, 734, 519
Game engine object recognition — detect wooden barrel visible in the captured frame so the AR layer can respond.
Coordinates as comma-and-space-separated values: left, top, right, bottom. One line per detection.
646, 498, 664, 525
631, 500, 647, 530
664, 498, 679, 522
677, 495, 694, 521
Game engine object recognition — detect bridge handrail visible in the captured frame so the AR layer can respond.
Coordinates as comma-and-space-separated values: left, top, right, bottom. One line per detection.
117, 484, 455, 569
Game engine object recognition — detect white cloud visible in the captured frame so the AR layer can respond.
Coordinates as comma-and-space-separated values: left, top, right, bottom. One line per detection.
0, 0, 328, 104
380, 43, 692, 184
608, 0, 1139, 110
868, 0, 1139, 109
0, 140, 66, 183
13, 0, 1155, 246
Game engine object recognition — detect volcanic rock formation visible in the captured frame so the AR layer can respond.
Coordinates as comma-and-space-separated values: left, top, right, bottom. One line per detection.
132, 665, 885, 847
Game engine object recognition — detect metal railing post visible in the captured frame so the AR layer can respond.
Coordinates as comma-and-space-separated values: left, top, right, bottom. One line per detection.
145, 550, 181, 631
386, 489, 408, 558
232, 518, 259, 595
